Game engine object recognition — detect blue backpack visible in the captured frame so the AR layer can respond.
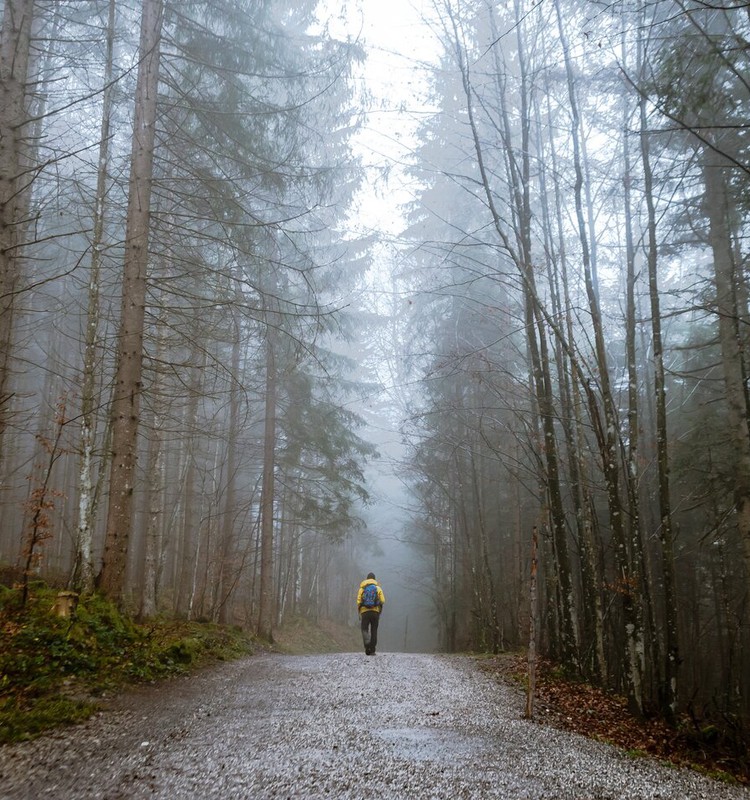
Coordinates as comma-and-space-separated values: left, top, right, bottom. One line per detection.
361, 583, 379, 608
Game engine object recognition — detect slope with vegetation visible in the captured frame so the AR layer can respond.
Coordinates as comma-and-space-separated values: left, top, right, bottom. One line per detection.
0, 581, 361, 745
0, 584, 255, 744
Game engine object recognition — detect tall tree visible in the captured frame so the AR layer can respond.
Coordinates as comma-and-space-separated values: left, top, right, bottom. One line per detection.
0, 0, 36, 466
637, 26, 679, 721
98, 0, 164, 601
75, 0, 118, 596
256, 308, 278, 641
553, 0, 645, 708
445, 0, 580, 668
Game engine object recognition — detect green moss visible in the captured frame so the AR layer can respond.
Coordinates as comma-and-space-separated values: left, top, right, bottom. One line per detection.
159, 636, 203, 666
0, 695, 97, 744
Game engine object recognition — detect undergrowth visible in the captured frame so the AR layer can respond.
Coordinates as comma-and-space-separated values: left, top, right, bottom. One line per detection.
0, 583, 255, 744
480, 652, 749, 785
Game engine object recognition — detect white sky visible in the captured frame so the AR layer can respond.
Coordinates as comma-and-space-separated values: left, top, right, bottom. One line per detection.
323, 0, 441, 235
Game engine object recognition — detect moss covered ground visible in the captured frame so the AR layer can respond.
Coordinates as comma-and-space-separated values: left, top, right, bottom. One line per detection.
0, 584, 254, 743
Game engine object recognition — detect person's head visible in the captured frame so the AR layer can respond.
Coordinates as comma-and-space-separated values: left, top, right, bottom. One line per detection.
367, 572, 376, 580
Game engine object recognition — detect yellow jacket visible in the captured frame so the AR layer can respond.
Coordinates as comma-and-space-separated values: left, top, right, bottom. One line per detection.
357, 578, 385, 614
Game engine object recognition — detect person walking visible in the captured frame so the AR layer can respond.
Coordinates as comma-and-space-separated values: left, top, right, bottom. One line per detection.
357, 572, 385, 655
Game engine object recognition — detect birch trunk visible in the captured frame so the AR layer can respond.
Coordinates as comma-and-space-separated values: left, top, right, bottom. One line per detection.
76, 0, 117, 596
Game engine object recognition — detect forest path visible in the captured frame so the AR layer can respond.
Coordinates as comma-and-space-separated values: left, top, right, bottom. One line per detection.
1, 652, 748, 800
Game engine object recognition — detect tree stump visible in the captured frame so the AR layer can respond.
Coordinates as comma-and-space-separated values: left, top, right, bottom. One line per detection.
52, 591, 79, 618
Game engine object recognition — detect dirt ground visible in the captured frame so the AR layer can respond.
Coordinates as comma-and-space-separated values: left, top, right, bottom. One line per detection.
1, 652, 748, 799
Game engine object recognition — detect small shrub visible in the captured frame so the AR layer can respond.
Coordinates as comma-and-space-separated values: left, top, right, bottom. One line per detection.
159, 637, 203, 666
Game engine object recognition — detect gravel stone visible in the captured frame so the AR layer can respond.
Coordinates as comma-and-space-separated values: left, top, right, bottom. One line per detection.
0, 653, 748, 799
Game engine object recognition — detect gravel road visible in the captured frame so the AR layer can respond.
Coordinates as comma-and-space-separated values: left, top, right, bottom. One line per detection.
1, 652, 748, 799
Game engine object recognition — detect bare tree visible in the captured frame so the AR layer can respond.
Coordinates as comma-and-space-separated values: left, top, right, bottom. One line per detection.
552, 0, 646, 710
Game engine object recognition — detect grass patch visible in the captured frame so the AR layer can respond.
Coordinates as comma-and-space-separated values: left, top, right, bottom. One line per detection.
0, 585, 255, 744
0, 695, 97, 743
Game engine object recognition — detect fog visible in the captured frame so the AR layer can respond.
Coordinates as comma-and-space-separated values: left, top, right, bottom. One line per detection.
356, 409, 438, 653
332, 1, 439, 653
2, 0, 748, 739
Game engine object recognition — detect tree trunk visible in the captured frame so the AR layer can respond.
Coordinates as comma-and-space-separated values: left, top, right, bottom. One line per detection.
0, 0, 35, 465
139, 300, 168, 620
640, 76, 679, 721
215, 313, 242, 623
509, 1, 578, 669
537, 77, 607, 683
75, 0, 117, 596
554, 0, 644, 710
525, 525, 539, 720
257, 326, 277, 641
139, 405, 164, 619
98, 0, 164, 602
704, 144, 750, 589
454, 0, 579, 669
174, 345, 205, 617
620, 24, 661, 706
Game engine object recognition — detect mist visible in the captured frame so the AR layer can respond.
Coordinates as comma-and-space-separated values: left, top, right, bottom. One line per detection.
356, 410, 438, 654
0, 0, 748, 745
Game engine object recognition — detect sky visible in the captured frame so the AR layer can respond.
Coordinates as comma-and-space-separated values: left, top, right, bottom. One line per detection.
330, 0, 440, 234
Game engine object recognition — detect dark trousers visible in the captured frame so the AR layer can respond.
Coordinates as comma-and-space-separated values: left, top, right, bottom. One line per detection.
360, 610, 380, 654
